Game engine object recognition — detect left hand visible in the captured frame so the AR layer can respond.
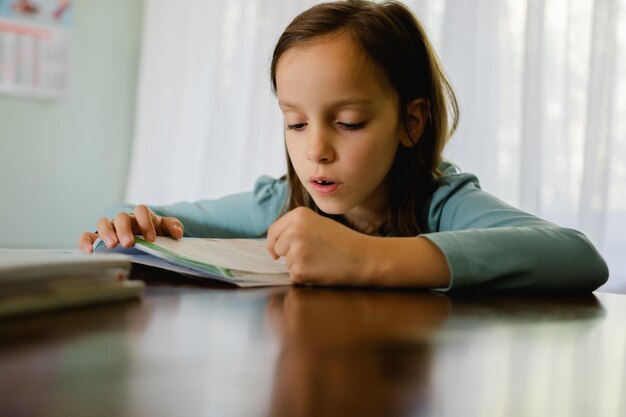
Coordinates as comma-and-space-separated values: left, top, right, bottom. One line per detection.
266, 207, 373, 285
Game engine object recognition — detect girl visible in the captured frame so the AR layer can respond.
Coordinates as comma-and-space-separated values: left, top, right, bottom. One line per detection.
79, 0, 608, 291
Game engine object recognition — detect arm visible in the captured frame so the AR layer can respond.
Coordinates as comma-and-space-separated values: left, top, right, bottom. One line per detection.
266, 207, 451, 288
79, 176, 287, 252
419, 166, 609, 291
103, 176, 287, 238
266, 165, 608, 291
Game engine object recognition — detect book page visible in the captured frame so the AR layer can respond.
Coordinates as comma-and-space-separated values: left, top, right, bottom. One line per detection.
142, 237, 288, 274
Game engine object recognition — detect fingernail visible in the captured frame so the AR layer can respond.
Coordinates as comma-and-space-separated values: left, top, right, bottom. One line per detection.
121, 235, 133, 247
81, 245, 92, 254
105, 237, 116, 247
145, 231, 155, 241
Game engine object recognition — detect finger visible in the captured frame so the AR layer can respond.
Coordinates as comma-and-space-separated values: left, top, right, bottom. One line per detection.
133, 205, 158, 241
96, 217, 118, 248
266, 212, 294, 260
78, 232, 99, 254
113, 212, 136, 248
161, 217, 184, 239
273, 232, 294, 261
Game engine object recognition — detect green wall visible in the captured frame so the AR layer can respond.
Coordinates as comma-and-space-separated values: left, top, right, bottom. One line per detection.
0, 0, 143, 248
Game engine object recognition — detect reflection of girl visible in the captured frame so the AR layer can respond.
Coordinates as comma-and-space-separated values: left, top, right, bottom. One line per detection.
80, 0, 608, 291
266, 288, 450, 417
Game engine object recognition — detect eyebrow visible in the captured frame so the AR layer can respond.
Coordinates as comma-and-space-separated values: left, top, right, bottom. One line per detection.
278, 98, 373, 109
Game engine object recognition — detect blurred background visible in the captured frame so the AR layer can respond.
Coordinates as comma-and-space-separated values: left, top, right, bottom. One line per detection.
0, 0, 624, 291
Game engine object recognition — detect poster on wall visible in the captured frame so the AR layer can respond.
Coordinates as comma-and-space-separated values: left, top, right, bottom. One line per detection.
0, 0, 72, 98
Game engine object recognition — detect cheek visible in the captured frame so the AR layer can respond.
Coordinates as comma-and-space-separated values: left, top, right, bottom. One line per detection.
286, 138, 299, 158
343, 136, 399, 174
285, 139, 307, 173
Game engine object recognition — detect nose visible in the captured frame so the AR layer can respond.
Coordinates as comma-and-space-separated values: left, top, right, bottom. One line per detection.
306, 127, 335, 163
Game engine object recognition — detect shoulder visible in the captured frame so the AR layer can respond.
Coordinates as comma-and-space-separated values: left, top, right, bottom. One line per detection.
425, 160, 533, 232
252, 175, 288, 211
436, 160, 481, 192
248, 175, 289, 227
252, 175, 288, 200
428, 160, 483, 220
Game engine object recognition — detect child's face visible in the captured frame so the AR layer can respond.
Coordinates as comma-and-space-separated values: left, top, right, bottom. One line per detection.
276, 34, 408, 223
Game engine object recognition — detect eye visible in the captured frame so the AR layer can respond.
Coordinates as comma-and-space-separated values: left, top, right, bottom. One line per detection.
286, 123, 307, 131
337, 121, 367, 131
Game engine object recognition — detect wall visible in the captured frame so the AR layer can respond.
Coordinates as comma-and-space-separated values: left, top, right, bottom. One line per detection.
0, 0, 143, 248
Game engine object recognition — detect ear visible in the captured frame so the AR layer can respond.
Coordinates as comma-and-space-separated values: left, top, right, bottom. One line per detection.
400, 98, 430, 148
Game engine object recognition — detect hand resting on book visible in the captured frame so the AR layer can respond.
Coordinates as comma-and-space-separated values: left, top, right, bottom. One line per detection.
79, 205, 184, 254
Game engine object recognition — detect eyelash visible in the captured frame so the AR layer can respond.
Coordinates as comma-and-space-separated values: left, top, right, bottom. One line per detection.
286, 122, 367, 131
286, 123, 306, 131
338, 122, 366, 131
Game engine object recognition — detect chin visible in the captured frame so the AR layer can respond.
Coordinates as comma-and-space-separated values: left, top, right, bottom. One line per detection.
311, 199, 350, 216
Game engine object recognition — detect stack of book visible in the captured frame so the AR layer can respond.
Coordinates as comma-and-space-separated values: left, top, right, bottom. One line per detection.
0, 249, 143, 318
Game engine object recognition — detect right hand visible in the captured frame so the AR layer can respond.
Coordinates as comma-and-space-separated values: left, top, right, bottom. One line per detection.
78, 204, 184, 254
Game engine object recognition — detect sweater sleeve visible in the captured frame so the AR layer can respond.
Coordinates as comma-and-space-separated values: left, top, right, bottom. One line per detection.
421, 164, 609, 292
102, 176, 288, 238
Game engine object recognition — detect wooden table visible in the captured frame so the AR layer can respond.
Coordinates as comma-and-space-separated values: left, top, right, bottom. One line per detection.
1, 274, 625, 417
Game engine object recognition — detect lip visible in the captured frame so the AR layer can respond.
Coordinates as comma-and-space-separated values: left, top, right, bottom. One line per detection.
308, 176, 342, 196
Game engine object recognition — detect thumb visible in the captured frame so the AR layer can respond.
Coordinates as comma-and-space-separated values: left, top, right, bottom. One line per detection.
78, 232, 100, 254
161, 217, 184, 239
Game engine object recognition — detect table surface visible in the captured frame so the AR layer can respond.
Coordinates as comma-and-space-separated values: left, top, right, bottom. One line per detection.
1, 272, 625, 417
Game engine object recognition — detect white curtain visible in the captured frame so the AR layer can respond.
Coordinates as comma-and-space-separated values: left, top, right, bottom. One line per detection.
126, 0, 626, 292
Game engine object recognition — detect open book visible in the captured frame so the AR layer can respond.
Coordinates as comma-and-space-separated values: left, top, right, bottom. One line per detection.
93, 236, 291, 287
0, 249, 142, 318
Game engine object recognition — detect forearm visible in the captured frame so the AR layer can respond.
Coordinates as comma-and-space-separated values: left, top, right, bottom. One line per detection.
423, 227, 608, 291
101, 195, 277, 239
362, 236, 451, 288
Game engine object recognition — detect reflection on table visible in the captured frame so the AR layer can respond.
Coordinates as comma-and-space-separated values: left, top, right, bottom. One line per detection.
267, 289, 450, 417
0, 276, 624, 417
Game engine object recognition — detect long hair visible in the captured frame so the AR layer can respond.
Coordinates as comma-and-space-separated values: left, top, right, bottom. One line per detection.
270, 0, 459, 236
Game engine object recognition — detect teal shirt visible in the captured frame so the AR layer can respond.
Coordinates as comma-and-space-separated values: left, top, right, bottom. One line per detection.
106, 162, 608, 291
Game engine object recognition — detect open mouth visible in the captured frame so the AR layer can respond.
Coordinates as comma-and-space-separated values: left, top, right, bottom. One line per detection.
309, 178, 341, 195
314, 180, 335, 186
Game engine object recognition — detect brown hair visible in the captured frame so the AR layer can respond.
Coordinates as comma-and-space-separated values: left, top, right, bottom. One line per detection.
270, 0, 459, 236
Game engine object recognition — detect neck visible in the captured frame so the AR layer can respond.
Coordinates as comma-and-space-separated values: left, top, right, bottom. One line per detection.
342, 174, 392, 236
342, 202, 389, 236
344, 214, 387, 236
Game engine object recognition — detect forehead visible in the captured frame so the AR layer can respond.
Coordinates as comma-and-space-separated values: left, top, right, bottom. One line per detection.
275, 33, 395, 103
